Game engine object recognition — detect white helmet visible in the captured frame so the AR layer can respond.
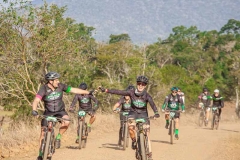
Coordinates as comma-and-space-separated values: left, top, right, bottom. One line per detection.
214, 89, 219, 93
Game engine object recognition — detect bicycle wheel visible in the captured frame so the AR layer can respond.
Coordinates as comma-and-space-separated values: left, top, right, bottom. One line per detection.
123, 122, 128, 150
78, 120, 83, 149
126, 125, 129, 148
139, 132, 147, 160
82, 123, 87, 148
215, 114, 219, 130
170, 120, 174, 144
198, 111, 204, 127
211, 114, 215, 130
43, 131, 51, 160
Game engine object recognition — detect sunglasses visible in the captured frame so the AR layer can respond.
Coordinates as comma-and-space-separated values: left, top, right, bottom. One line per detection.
137, 82, 146, 86
172, 91, 178, 93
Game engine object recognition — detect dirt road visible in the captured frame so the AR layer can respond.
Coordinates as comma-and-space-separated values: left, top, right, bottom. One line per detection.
16, 120, 240, 160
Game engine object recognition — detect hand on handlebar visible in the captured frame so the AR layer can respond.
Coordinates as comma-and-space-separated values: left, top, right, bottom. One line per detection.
32, 110, 38, 116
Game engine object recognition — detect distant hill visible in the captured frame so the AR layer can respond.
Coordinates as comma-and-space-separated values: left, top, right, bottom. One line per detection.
34, 0, 240, 44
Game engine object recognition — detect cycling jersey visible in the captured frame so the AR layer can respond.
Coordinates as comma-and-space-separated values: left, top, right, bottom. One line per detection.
70, 94, 98, 111
198, 92, 211, 107
36, 83, 71, 112
211, 94, 224, 108
162, 94, 185, 111
106, 89, 158, 114
117, 96, 131, 113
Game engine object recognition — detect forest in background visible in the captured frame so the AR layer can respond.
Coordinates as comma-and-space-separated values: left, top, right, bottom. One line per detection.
0, 1, 240, 118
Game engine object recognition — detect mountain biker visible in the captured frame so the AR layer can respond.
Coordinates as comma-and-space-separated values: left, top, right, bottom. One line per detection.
112, 85, 135, 147
32, 72, 92, 160
177, 87, 185, 104
99, 75, 160, 160
210, 89, 224, 119
198, 88, 211, 125
69, 82, 99, 143
162, 86, 185, 140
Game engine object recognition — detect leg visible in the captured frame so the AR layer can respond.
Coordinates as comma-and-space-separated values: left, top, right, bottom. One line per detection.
128, 119, 137, 149
174, 117, 180, 140
165, 112, 170, 129
55, 115, 70, 149
89, 114, 96, 125
218, 108, 222, 119
205, 107, 210, 122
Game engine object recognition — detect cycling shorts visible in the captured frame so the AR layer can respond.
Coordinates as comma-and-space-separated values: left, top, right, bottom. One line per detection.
41, 110, 68, 127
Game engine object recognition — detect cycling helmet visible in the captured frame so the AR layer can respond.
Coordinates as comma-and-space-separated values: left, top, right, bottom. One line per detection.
171, 87, 178, 91
126, 85, 135, 91
45, 72, 60, 81
136, 75, 148, 84
79, 82, 87, 90
214, 89, 219, 93
203, 88, 208, 92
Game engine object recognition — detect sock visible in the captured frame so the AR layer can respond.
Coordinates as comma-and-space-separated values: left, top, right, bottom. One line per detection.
39, 151, 43, 156
88, 123, 91, 127
175, 129, 179, 135
166, 120, 169, 124
56, 133, 61, 140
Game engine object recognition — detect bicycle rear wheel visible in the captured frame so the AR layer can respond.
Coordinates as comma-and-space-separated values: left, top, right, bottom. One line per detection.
123, 122, 128, 150
170, 120, 174, 144
82, 123, 88, 148
198, 111, 204, 127
78, 120, 83, 149
139, 133, 147, 160
43, 131, 51, 160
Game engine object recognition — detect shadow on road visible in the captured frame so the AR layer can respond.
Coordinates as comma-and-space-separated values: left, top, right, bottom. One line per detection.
101, 143, 121, 150
66, 145, 80, 149
220, 129, 239, 133
151, 140, 170, 144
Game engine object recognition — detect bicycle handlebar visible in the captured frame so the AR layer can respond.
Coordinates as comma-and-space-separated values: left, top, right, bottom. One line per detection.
38, 115, 71, 122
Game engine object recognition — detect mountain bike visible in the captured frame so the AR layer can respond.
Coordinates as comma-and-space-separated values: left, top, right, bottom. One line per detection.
134, 117, 153, 160
198, 103, 207, 127
166, 110, 181, 145
211, 106, 220, 130
77, 110, 89, 149
39, 115, 70, 160
120, 112, 130, 150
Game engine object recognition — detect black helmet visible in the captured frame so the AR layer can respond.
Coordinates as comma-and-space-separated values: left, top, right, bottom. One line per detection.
79, 82, 87, 90
45, 72, 60, 81
126, 85, 135, 91
203, 88, 208, 92
136, 75, 148, 84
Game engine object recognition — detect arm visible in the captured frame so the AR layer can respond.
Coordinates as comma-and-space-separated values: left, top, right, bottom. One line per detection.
162, 96, 169, 110
70, 87, 90, 95
70, 94, 78, 110
220, 97, 224, 108
90, 95, 99, 111
179, 95, 185, 111
32, 97, 41, 111
147, 95, 158, 114
106, 89, 131, 96
112, 102, 121, 111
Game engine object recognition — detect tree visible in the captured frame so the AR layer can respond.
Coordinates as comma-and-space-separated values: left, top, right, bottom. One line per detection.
109, 33, 131, 44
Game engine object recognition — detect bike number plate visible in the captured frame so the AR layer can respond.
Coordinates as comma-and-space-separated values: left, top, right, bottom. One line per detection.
122, 112, 129, 116
78, 111, 86, 116
46, 116, 57, 122
212, 107, 218, 111
170, 112, 175, 118
135, 118, 145, 123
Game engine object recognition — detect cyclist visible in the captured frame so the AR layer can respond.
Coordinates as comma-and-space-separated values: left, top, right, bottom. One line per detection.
198, 88, 211, 125
69, 82, 99, 143
112, 85, 135, 147
99, 75, 160, 160
177, 87, 185, 104
211, 89, 224, 119
32, 72, 92, 160
162, 87, 185, 140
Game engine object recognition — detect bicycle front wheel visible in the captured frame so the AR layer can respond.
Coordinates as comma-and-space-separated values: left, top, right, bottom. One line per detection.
43, 131, 51, 160
123, 122, 128, 150
139, 133, 147, 160
211, 114, 215, 130
198, 111, 204, 127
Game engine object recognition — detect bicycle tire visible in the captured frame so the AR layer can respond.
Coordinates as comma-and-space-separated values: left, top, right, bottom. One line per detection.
170, 120, 174, 145
123, 122, 128, 150
215, 114, 219, 130
211, 114, 215, 130
78, 120, 83, 149
198, 111, 204, 127
82, 123, 88, 148
126, 125, 129, 148
43, 131, 51, 160
139, 133, 147, 160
